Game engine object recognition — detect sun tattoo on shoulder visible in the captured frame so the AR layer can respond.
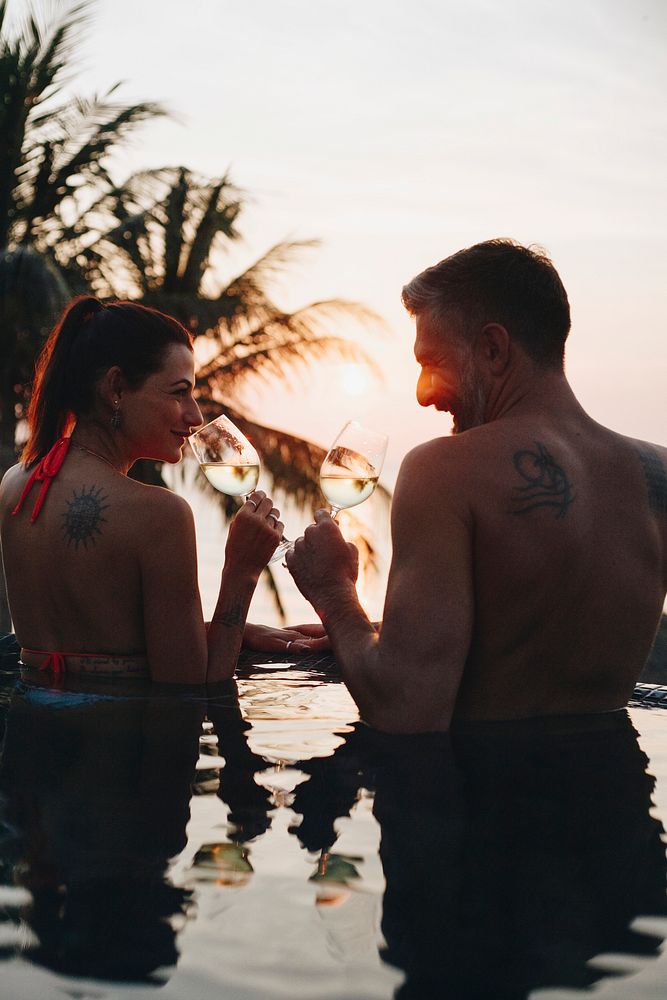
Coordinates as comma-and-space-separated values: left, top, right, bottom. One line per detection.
61, 485, 110, 549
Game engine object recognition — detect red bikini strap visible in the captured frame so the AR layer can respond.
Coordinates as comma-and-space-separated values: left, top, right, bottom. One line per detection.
38, 652, 66, 676
11, 436, 72, 523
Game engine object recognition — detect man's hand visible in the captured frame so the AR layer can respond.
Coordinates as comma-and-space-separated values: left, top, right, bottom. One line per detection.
286, 510, 359, 614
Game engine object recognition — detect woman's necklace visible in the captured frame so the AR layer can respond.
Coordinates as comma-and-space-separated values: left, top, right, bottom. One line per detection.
71, 441, 124, 474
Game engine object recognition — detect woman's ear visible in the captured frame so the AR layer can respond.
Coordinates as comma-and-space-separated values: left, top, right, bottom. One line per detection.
98, 366, 124, 406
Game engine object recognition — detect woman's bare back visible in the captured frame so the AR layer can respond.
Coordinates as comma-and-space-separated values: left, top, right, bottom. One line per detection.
1, 450, 173, 657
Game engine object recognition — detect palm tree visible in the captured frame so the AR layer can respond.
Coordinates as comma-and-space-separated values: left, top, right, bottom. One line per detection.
0, 0, 164, 629
0, 4, 389, 625
0, 245, 68, 460
68, 166, 385, 504
0, 0, 165, 463
68, 166, 388, 616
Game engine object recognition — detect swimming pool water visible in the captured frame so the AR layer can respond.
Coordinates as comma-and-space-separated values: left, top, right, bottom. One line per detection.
1, 657, 666, 1000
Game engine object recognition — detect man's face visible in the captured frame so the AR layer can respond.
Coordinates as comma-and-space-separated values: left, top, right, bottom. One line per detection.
414, 311, 488, 434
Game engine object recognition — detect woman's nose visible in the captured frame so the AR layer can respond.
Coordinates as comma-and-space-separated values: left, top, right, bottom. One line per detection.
187, 398, 204, 431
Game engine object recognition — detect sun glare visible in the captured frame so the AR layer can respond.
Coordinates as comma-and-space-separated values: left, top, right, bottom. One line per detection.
339, 363, 369, 397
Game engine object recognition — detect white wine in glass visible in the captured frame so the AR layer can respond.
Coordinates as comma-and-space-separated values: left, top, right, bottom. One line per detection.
320, 421, 388, 519
199, 463, 260, 496
189, 414, 290, 564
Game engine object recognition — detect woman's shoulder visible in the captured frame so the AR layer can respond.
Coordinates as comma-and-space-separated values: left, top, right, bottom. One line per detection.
125, 480, 194, 529
0, 462, 30, 508
1, 461, 29, 486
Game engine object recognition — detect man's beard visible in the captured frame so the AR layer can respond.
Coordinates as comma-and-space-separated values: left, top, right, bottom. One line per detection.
452, 350, 488, 435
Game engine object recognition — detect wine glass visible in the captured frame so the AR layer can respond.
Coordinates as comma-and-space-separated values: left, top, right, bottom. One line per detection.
189, 414, 291, 564
319, 421, 388, 519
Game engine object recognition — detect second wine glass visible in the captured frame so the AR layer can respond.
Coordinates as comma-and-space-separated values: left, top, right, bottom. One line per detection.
319, 421, 388, 519
189, 414, 291, 564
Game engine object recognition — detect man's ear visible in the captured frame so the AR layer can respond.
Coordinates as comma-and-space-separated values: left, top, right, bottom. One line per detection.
477, 323, 510, 375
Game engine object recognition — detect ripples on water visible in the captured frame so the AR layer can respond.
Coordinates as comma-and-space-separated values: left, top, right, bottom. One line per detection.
0, 648, 666, 999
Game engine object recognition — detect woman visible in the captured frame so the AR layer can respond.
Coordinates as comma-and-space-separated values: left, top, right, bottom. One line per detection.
0, 296, 323, 684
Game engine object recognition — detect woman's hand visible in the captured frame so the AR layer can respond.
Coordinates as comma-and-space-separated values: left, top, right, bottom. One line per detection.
243, 621, 331, 654
224, 491, 283, 578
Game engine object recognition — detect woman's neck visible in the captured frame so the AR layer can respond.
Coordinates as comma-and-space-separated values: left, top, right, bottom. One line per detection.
70, 422, 132, 475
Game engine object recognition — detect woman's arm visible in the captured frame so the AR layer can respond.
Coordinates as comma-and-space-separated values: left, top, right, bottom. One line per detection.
140, 490, 281, 683
205, 493, 283, 682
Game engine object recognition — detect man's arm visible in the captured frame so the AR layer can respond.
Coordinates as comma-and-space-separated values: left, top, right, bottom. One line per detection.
286, 442, 474, 732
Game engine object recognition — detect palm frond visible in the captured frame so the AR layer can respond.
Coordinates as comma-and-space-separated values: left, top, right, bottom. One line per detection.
197, 300, 384, 393
21, 99, 166, 231
179, 174, 241, 293
26, 2, 94, 105
162, 167, 188, 292
215, 239, 319, 330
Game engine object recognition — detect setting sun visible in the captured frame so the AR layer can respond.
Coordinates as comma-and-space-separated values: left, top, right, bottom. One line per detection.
338, 362, 370, 397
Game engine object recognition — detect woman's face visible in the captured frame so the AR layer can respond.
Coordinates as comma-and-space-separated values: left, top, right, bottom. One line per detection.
121, 343, 203, 463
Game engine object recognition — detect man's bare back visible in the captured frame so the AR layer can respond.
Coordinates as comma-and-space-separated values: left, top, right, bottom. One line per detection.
418, 409, 667, 721
285, 240, 667, 732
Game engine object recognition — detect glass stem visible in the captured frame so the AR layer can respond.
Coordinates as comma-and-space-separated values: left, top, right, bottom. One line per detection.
330, 506, 341, 521
269, 537, 293, 565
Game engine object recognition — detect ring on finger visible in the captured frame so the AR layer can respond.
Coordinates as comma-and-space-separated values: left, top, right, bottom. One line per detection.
268, 511, 279, 527
247, 498, 258, 510
286, 640, 293, 653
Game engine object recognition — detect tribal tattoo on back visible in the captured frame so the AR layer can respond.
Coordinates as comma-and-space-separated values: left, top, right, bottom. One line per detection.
636, 446, 667, 515
61, 485, 110, 549
510, 442, 575, 519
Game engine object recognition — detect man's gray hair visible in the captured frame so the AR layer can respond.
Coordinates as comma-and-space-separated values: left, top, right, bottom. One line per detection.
402, 239, 571, 370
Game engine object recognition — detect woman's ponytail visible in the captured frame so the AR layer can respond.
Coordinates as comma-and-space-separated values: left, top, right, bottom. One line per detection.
21, 296, 103, 465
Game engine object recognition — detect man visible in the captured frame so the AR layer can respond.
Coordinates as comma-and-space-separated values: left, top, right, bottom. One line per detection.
286, 239, 667, 732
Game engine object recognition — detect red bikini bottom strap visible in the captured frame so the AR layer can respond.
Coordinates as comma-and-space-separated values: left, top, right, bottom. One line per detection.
38, 652, 66, 689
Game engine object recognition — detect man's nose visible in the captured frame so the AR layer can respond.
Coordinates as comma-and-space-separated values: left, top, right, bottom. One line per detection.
416, 371, 435, 407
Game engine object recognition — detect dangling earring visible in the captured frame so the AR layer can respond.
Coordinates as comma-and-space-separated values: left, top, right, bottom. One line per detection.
111, 400, 121, 430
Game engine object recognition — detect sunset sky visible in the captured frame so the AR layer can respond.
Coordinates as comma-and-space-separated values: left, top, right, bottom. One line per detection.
51, 0, 667, 616
69, 0, 666, 467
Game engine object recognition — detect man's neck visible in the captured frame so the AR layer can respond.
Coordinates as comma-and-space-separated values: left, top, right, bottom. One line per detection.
483, 368, 584, 426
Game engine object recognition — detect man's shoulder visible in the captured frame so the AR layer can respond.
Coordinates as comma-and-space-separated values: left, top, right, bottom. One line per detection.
625, 435, 667, 462
401, 425, 499, 476
593, 425, 667, 477
396, 433, 484, 516
619, 434, 667, 516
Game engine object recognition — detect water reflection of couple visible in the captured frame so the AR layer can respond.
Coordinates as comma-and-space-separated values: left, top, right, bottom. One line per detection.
1, 683, 665, 996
